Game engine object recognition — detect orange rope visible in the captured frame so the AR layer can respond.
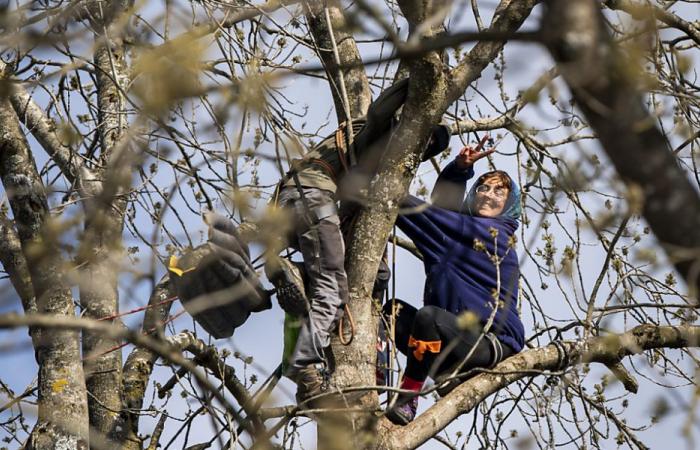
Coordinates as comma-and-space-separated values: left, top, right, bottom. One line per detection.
408, 336, 442, 361
338, 304, 356, 345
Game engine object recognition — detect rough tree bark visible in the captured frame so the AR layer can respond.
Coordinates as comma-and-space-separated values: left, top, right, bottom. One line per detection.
0, 97, 89, 448
80, 1, 132, 442
0, 60, 85, 184
115, 277, 174, 450
0, 212, 37, 338
302, 3, 372, 448
304, 0, 372, 123
542, 0, 700, 295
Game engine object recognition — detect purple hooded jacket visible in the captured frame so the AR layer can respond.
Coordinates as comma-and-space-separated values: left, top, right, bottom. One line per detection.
396, 161, 525, 352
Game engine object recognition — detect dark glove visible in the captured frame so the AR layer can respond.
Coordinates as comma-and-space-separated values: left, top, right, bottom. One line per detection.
168, 214, 271, 339
421, 124, 451, 161
372, 258, 391, 301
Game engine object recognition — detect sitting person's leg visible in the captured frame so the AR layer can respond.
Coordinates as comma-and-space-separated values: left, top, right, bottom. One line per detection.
386, 305, 513, 424
410, 306, 501, 380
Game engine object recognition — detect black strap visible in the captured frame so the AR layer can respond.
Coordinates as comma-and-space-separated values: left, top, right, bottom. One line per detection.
550, 340, 569, 371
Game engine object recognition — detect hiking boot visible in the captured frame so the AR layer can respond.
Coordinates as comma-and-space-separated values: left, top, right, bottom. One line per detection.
385, 394, 418, 425
293, 364, 329, 408
265, 257, 309, 316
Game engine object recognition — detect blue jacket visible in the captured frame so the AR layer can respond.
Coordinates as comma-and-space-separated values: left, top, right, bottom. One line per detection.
396, 161, 525, 352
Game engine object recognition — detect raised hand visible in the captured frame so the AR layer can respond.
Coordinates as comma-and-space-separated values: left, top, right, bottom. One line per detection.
454, 135, 496, 169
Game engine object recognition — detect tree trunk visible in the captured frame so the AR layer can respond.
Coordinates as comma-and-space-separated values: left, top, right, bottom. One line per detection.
81, 3, 131, 442
117, 278, 174, 450
0, 97, 89, 449
305, 0, 371, 123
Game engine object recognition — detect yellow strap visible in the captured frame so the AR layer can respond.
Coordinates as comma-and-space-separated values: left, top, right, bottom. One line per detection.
408, 336, 442, 361
167, 255, 196, 277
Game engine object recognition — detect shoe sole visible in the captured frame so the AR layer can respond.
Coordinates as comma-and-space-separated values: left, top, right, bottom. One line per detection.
385, 407, 411, 425
266, 259, 309, 316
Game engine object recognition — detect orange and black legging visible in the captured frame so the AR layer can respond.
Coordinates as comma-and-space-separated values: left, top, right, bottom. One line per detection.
382, 300, 514, 382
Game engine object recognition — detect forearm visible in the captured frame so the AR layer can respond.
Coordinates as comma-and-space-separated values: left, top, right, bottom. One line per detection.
431, 160, 473, 211
366, 78, 409, 125
355, 79, 409, 150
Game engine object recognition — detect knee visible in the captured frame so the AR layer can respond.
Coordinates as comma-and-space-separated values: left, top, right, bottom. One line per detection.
413, 305, 440, 330
381, 298, 411, 320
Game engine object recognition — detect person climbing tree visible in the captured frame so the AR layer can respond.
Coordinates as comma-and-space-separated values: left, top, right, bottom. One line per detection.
384, 139, 524, 425
267, 78, 451, 407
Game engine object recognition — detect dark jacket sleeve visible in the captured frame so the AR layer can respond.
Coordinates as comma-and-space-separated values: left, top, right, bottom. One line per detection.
431, 160, 474, 212
421, 124, 451, 161
396, 195, 445, 265
353, 79, 409, 154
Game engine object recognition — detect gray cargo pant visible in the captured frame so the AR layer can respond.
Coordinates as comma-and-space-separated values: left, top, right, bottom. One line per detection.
278, 186, 348, 376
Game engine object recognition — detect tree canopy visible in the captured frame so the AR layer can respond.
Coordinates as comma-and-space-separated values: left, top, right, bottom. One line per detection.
0, 1, 699, 449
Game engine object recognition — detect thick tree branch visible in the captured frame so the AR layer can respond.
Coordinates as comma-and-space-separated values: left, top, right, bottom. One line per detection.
0, 209, 43, 354
164, 331, 267, 435
543, 0, 700, 295
0, 96, 88, 449
305, 0, 371, 122
0, 61, 86, 184
217, 0, 300, 30
0, 212, 36, 316
448, 0, 540, 104
380, 324, 700, 449
81, 1, 132, 438
0, 312, 264, 445
118, 276, 174, 450
605, 0, 700, 46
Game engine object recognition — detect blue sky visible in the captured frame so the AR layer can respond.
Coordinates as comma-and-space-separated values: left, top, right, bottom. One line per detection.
1, 1, 699, 449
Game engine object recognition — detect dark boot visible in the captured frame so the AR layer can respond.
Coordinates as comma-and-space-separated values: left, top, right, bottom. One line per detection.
293, 364, 329, 408
385, 376, 422, 425
385, 394, 418, 425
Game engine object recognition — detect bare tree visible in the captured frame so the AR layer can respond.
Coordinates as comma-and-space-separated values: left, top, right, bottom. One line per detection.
0, 1, 699, 449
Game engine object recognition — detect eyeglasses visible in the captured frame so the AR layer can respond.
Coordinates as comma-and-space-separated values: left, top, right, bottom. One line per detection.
475, 184, 508, 199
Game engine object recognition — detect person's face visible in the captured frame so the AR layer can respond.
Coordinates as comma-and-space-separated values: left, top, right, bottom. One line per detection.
474, 177, 509, 217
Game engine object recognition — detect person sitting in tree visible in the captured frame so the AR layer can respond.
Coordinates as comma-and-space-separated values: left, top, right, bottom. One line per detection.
384, 138, 524, 425
267, 78, 451, 407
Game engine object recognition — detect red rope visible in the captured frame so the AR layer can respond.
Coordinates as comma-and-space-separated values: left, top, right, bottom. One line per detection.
83, 309, 186, 361
97, 296, 178, 322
